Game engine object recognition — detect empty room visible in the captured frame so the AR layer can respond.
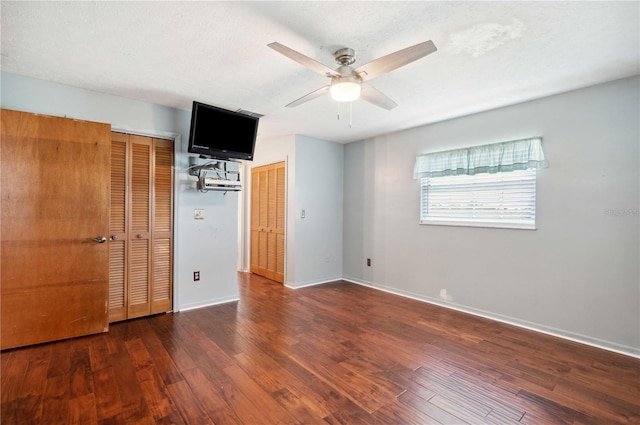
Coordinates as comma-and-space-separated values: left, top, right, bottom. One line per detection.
1, 1, 639, 424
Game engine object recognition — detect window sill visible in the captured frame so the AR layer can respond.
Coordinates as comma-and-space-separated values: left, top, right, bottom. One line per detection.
419, 219, 536, 230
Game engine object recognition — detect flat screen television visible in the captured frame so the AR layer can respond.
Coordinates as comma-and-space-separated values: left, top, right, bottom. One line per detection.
187, 101, 259, 161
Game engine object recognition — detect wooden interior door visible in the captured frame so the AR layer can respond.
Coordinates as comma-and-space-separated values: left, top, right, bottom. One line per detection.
108, 132, 173, 322
250, 162, 285, 283
1, 109, 111, 350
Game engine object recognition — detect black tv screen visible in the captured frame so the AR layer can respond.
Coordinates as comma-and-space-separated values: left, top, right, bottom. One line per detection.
188, 101, 259, 161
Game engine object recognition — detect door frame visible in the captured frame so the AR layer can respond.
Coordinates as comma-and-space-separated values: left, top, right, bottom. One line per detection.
112, 125, 182, 312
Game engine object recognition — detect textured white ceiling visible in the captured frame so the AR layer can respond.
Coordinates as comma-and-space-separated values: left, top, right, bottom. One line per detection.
1, 1, 638, 144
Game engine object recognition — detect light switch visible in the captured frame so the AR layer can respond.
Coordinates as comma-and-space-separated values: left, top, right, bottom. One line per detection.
194, 208, 205, 220
301, 209, 306, 219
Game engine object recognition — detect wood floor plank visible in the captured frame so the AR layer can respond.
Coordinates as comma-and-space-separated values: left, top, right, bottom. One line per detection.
398, 388, 466, 424
92, 366, 123, 422
39, 374, 69, 425
180, 367, 244, 425
1, 273, 638, 424
165, 379, 214, 425
17, 344, 51, 402
69, 342, 94, 399
372, 397, 444, 425
412, 365, 525, 422
222, 363, 305, 424
68, 393, 98, 425
124, 336, 180, 423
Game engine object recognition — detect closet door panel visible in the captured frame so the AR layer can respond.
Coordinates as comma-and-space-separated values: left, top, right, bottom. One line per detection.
250, 168, 261, 274
109, 133, 173, 321
151, 138, 173, 313
128, 239, 150, 318
276, 233, 285, 282
250, 162, 285, 283
152, 238, 172, 313
128, 136, 151, 317
109, 133, 128, 322
130, 137, 151, 235
109, 241, 127, 321
275, 164, 286, 282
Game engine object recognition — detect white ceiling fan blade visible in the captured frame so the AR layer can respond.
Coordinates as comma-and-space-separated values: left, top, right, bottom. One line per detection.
360, 83, 398, 110
268, 42, 340, 78
286, 85, 330, 107
355, 40, 437, 81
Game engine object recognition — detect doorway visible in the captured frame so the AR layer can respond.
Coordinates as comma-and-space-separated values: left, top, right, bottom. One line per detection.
250, 162, 285, 283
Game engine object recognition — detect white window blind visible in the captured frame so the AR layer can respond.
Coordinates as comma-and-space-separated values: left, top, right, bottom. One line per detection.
420, 169, 537, 229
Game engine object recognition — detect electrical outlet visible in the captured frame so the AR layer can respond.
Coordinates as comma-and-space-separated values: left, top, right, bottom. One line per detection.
194, 271, 200, 281
367, 258, 371, 267
194, 209, 205, 220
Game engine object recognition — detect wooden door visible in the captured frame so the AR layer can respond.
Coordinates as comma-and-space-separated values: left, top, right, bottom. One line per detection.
108, 132, 173, 322
1, 109, 111, 350
109, 133, 128, 321
151, 138, 174, 315
250, 162, 285, 283
128, 134, 152, 318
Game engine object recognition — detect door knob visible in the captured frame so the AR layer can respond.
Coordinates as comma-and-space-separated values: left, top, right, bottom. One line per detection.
92, 236, 107, 244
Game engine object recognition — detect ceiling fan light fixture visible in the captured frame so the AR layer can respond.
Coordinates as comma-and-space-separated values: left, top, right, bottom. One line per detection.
268, 40, 437, 109
330, 77, 361, 102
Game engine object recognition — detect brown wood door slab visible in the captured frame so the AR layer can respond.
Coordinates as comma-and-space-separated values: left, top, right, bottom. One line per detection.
1, 109, 111, 350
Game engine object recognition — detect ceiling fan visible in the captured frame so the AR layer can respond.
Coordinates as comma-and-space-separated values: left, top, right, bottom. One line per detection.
268, 40, 437, 110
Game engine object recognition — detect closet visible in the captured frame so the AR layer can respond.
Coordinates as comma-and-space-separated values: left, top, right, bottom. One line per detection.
250, 162, 285, 283
109, 132, 174, 322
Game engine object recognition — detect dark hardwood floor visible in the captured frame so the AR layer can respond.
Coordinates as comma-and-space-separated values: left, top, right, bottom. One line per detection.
2, 272, 639, 424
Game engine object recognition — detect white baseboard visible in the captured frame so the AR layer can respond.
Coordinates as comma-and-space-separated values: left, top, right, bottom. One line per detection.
342, 276, 640, 359
177, 296, 240, 312
285, 276, 344, 289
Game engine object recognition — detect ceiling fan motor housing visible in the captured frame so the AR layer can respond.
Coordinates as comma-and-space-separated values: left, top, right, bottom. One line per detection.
334, 47, 356, 66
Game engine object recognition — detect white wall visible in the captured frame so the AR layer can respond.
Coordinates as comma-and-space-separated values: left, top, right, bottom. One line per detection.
343, 76, 640, 356
293, 135, 344, 287
245, 134, 344, 287
1, 71, 241, 311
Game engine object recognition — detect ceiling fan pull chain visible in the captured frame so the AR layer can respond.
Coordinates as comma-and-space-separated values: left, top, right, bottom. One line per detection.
349, 101, 353, 128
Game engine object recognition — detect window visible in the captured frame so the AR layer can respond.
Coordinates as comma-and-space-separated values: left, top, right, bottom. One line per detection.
413, 137, 548, 230
420, 169, 537, 229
